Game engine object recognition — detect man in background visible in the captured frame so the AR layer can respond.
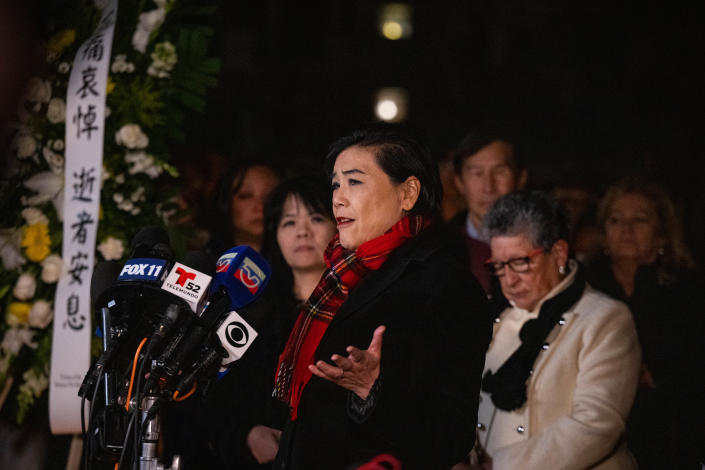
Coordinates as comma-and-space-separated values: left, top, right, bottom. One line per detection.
449, 129, 527, 295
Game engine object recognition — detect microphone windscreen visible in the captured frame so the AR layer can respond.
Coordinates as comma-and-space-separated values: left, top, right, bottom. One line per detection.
91, 261, 122, 308
182, 251, 217, 277
130, 225, 169, 248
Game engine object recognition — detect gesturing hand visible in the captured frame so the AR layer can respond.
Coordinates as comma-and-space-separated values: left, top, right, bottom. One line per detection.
308, 325, 386, 400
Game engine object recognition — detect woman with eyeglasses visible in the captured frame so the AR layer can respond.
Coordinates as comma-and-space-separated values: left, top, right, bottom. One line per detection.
465, 191, 641, 470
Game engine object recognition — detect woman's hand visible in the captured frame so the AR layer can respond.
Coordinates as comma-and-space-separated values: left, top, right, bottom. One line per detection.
308, 325, 386, 399
246, 425, 282, 464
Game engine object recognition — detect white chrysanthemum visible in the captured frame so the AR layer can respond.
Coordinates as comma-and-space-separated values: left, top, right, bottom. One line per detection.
46, 97, 66, 124
28, 300, 53, 329
41, 254, 63, 283
13, 273, 37, 301
24, 77, 51, 104
58, 62, 71, 74
1, 328, 37, 356
97, 237, 125, 260
113, 193, 124, 203
115, 173, 125, 184
21, 207, 49, 226
115, 124, 149, 149
53, 139, 64, 151
13, 133, 37, 159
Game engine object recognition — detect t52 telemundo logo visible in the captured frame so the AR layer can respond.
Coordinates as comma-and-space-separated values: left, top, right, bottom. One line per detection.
235, 257, 267, 294
161, 262, 213, 312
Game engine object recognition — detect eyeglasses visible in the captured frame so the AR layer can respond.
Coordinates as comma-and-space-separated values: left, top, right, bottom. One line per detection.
484, 247, 545, 277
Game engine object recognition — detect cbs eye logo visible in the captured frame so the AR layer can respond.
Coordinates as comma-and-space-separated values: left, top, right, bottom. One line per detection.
225, 321, 249, 348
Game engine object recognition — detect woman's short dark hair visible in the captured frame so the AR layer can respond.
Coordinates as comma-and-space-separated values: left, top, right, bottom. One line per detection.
261, 174, 334, 308
323, 124, 442, 217
484, 191, 570, 250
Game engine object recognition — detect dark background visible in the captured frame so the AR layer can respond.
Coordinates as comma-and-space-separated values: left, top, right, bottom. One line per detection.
184, 0, 705, 261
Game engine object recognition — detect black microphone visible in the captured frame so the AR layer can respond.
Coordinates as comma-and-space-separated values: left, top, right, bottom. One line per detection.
162, 246, 273, 393
78, 261, 123, 400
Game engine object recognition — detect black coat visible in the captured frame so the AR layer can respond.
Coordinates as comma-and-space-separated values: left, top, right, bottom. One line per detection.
587, 257, 705, 469
273, 227, 492, 470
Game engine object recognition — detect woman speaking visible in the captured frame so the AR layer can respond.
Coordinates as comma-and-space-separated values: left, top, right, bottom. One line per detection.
272, 126, 491, 469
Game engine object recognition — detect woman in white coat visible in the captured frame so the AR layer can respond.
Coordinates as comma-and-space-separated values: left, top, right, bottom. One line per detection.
468, 191, 641, 470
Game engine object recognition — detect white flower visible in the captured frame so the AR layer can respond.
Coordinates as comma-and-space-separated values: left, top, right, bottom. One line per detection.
97, 237, 125, 260
58, 62, 71, 74
132, 8, 166, 53
53, 139, 64, 151
115, 173, 125, 184
113, 193, 124, 203
118, 200, 135, 212
41, 255, 63, 283
1, 328, 37, 356
13, 273, 37, 300
130, 207, 141, 215
0, 228, 26, 270
130, 186, 146, 202
148, 42, 177, 78
24, 171, 64, 221
28, 300, 53, 329
131, 27, 151, 54
24, 77, 52, 103
13, 133, 37, 159
125, 151, 162, 179
115, 124, 149, 149
111, 54, 135, 74
42, 147, 64, 174
46, 97, 66, 124
140, 8, 166, 32
21, 208, 49, 226
19, 369, 48, 398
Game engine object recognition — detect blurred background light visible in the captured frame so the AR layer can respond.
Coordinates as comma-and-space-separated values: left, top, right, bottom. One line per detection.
374, 88, 408, 122
378, 3, 413, 40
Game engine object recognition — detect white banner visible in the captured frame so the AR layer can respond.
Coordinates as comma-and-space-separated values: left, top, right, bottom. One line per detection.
49, 0, 118, 435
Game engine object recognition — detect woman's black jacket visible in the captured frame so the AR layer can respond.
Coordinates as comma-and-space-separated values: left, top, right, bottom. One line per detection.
273, 226, 492, 470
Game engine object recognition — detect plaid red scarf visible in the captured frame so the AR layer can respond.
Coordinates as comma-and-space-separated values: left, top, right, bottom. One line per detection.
274, 215, 429, 419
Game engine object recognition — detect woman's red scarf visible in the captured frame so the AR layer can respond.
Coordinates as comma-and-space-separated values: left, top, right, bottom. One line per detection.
274, 215, 430, 420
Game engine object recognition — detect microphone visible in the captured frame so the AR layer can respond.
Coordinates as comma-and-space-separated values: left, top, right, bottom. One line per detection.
78, 261, 123, 400
162, 246, 272, 384
160, 251, 215, 314
215, 295, 273, 369
116, 225, 174, 286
